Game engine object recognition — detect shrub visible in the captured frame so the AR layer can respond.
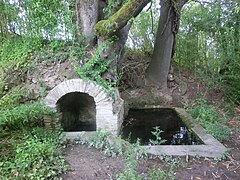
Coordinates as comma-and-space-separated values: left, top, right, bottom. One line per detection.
189, 99, 230, 141
0, 86, 26, 109
0, 102, 56, 129
0, 128, 67, 179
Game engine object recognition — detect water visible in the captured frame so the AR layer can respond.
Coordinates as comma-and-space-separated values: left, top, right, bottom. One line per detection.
121, 108, 203, 145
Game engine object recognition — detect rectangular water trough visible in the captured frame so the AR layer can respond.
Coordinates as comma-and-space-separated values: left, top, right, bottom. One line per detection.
141, 107, 228, 158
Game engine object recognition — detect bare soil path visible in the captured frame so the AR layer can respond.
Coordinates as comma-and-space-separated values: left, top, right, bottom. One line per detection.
61, 144, 125, 180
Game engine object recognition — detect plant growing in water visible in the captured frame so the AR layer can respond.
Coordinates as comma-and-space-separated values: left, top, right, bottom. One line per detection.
149, 126, 167, 145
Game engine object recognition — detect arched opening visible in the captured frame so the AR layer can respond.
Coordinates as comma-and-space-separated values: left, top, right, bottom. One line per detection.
56, 92, 96, 131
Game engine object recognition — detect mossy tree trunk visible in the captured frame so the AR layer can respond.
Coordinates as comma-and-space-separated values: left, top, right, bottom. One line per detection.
95, 0, 151, 81
146, 0, 188, 89
94, 0, 150, 38
75, 0, 150, 81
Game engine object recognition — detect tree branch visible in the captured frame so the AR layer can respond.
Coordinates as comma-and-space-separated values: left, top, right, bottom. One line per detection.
94, 0, 151, 37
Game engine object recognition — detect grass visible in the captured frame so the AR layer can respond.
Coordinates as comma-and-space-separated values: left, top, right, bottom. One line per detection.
189, 98, 231, 142
0, 128, 67, 179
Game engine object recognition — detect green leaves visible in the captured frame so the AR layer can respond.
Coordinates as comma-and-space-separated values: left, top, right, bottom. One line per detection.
175, 0, 240, 103
0, 86, 26, 109
0, 102, 56, 129
71, 40, 118, 93
149, 126, 167, 145
0, 128, 67, 179
189, 99, 230, 142
0, 36, 42, 78
1, 0, 73, 40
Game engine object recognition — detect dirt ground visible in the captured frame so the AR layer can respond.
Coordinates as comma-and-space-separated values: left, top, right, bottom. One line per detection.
175, 117, 240, 180
61, 145, 125, 180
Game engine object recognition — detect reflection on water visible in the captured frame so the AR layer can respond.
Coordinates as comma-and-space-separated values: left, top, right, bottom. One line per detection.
121, 108, 202, 145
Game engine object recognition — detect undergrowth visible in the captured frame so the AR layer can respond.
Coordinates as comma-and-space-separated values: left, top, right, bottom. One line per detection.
0, 36, 42, 75
0, 97, 65, 179
0, 102, 56, 129
70, 40, 119, 98
0, 72, 66, 179
189, 98, 231, 142
0, 128, 67, 179
74, 130, 179, 179
0, 86, 26, 109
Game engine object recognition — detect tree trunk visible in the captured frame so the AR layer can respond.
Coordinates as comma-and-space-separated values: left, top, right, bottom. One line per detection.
99, 24, 132, 81
75, 0, 150, 81
146, 0, 188, 89
0, 1, 8, 38
94, 0, 150, 37
95, 0, 150, 81
75, 0, 99, 46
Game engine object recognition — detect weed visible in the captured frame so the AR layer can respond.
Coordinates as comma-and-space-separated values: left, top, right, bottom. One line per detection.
70, 40, 119, 98
162, 155, 184, 169
189, 98, 230, 141
0, 81, 6, 97
149, 126, 167, 145
75, 130, 147, 159
116, 160, 142, 180
0, 86, 26, 109
214, 150, 231, 161
0, 36, 41, 75
0, 128, 67, 179
148, 167, 174, 180
205, 123, 230, 142
0, 102, 56, 129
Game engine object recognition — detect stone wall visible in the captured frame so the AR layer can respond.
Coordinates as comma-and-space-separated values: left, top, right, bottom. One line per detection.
44, 79, 124, 135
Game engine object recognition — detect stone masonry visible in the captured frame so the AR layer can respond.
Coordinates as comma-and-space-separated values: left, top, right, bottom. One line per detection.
44, 79, 124, 135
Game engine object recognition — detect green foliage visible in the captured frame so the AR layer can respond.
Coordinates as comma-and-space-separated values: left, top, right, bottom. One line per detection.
224, 64, 240, 103
116, 138, 146, 180
34, 40, 72, 64
117, 160, 142, 180
204, 123, 230, 142
149, 126, 167, 145
4, 0, 73, 40
71, 40, 119, 94
0, 102, 56, 129
148, 168, 174, 180
189, 99, 230, 141
104, 0, 126, 18
0, 80, 7, 97
0, 36, 42, 74
75, 130, 147, 159
0, 128, 67, 179
0, 1, 19, 37
0, 86, 26, 109
127, 0, 159, 54
175, 0, 240, 103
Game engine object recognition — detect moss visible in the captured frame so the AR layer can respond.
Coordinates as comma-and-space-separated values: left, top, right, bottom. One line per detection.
94, 20, 111, 37
109, 1, 133, 22
95, 0, 146, 37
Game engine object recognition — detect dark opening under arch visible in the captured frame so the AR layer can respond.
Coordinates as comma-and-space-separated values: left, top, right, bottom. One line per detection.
56, 92, 96, 131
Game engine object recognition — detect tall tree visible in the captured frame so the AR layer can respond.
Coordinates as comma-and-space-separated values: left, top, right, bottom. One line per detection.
146, 0, 188, 89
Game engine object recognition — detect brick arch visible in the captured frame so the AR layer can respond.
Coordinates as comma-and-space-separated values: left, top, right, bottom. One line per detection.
44, 79, 124, 135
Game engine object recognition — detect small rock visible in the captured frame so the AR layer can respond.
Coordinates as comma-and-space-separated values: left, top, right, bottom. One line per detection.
32, 79, 37, 83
